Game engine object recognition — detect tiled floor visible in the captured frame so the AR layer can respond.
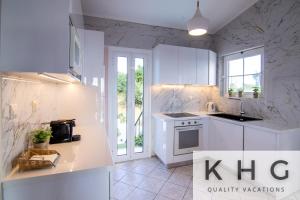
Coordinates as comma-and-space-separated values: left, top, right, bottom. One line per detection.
111, 157, 193, 200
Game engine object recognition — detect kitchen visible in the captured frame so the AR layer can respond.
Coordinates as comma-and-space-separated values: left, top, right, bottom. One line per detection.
0, 0, 300, 200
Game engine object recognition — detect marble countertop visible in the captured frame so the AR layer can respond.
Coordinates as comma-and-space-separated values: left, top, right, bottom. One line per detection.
3, 125, 113, 182
153, 112, 300, 133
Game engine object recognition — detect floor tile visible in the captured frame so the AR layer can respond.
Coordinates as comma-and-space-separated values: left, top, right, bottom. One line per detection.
154, 195, 173, 200
156, 164, 175, 173
138, 176, 166, 193
120, 172, 146, 186
112, 168, 129, 181
168, 172, 192, 187
111, 182, 135, 200
188, 179, 193, 189
183, 187, 192, 200
125, 188, 156, 200
116, 161, 138, 171
114, 157, 195, 200
158, 182, 187, 200
149, 168, 173, 181
135, 157, 160, 166
173, 165, 193, 177
131, 164, 156, 175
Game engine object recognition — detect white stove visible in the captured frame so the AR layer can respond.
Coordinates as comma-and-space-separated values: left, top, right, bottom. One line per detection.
164, 112, 199, 118
153, 113, 207, 167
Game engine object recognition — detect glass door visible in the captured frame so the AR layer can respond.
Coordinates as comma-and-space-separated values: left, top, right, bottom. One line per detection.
108, 48, 150, 162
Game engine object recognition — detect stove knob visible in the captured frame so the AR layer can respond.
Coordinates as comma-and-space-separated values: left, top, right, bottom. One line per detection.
181, 122, 185, 125
188, 121, 191, 125
194, 121, 197, 124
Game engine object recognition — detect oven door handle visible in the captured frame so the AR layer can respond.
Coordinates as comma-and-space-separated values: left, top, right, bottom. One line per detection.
175, 125, 202, 131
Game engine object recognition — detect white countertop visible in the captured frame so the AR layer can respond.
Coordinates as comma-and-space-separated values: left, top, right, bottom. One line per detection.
3, 125, 113, 183
153, 112, 300, 133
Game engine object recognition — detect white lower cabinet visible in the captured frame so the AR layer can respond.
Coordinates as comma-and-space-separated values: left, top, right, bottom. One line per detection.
208, 120, 300, 151
3, 167, 110, 200
278, 131, 300, 150
208, 119, 243, 150
244, 127, 277, 150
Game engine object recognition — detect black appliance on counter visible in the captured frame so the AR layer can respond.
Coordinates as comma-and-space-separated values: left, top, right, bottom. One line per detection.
49, 119, 81, 144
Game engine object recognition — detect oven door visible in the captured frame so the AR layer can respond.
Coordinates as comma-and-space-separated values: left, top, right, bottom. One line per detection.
174, 125, 203, 156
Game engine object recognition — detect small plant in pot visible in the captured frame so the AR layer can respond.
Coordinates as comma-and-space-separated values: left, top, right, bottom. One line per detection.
238, 89, 243, 98
228, 88, 234, 97
253, 87, 260, 98
31, 127, 52, 149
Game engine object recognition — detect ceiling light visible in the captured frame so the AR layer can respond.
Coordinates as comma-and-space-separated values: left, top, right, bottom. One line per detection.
187, 0, 209, 36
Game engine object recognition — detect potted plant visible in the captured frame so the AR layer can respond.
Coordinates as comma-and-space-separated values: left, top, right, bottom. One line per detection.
238, 89, 243, 98
253, 87, 260, 98
228, 88, 234, 97
31, 127, 52, 149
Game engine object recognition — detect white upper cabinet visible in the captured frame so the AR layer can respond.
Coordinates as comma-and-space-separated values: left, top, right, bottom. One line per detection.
196, 49, 209, 85
153, 44, 216, 85
209, 51, 217, 85
69, 0, 83, 15
153, 45, 179, 84
178, 47, 197, 84
83, 30, 104, 87
0, 0, 84, 80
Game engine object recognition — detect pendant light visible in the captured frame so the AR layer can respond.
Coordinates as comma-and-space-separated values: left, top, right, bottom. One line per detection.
187, 0, 209, 36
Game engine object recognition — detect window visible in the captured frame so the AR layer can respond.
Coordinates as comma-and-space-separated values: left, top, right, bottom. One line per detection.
224, 47, 264, 96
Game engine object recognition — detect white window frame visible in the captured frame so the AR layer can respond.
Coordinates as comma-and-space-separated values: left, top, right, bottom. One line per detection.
224, 47, 264, 98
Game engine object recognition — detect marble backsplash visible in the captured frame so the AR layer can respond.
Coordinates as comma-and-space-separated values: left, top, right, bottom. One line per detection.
0, 78, 59, 176
214, 0, 300, 127
151, 85, 214, 113
0, 78, 102, 177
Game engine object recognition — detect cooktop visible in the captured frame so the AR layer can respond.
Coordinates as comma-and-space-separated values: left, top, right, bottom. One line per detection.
164, 112, 198, 118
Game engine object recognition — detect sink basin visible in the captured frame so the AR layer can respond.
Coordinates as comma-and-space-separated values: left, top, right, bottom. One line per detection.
209, 113, 262, 122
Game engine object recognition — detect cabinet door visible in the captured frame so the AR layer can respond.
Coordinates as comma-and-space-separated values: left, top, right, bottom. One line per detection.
278, 131, 300, 150
244, 127, 277, 150
0, 0, 70, 73
209, 51, 217, 85
69, 0, 84, 29
83, 30, 104, 87
196, 49, 209, 85
208, 119, 243, 150
178, 47, 197, 84
153, 45, 179, 84
75, 28, 84, 77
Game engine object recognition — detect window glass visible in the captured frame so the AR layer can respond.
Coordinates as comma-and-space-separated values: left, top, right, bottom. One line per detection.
244, 55, 261, 75
228, 59, 243, 76
244, 75, 261, 92
225, 47, 263, 95
228, 76, 243, 91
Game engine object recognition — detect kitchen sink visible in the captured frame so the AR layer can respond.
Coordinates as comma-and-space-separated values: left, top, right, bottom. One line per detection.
209, 113, 262, 122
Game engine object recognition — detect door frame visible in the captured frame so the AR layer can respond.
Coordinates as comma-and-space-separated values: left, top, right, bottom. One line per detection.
107, 46, 152, 162
0, 78, 3, 200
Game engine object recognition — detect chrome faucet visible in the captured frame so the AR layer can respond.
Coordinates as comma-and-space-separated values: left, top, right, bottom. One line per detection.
240, 101, 245, 116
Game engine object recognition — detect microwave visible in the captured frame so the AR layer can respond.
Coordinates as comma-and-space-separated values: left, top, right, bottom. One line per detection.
69, 24, 82, 77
